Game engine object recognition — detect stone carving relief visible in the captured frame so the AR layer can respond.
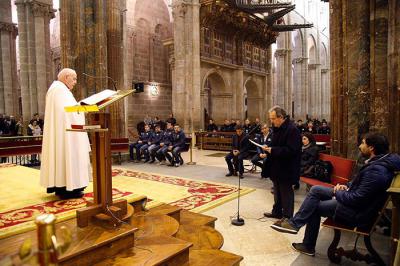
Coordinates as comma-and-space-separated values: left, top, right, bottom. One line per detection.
0, 22, 18, 35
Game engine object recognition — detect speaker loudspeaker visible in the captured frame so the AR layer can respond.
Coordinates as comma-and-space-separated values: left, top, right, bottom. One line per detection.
133, 82, 144, 93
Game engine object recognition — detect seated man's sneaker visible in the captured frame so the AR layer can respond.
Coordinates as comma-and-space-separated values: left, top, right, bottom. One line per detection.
175, 163, 180, 167
225, 172, 234, 177
270, 218, 299, 234
263, 212, 282, 219
291, 243, 315, 256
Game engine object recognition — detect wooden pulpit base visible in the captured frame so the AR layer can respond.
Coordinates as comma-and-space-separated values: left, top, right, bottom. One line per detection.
76, 199, 134, 228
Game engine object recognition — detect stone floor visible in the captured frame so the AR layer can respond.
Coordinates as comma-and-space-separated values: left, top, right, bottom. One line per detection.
117, 149, 391, 266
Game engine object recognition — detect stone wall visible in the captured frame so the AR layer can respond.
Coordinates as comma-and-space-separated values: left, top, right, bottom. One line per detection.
330, 0, 400, 157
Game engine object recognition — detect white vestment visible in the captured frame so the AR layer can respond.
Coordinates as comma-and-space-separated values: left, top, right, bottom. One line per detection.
40, 81, 91, 191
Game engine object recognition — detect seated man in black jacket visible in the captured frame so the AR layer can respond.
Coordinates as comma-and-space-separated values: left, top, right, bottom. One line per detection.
225, 125, 251, 179
270, 132, 400, 256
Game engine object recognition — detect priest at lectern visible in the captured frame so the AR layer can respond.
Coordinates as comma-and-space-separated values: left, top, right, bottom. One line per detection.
40, 68, 91, 199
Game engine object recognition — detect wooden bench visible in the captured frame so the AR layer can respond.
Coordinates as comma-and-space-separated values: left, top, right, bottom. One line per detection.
322, 172, 400, 265
300, 153, 355, 188
110, 138, 129, 164
195, 132, 234, 151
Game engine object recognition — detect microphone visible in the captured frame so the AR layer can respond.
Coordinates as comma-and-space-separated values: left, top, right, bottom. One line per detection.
82, 72, 117, 91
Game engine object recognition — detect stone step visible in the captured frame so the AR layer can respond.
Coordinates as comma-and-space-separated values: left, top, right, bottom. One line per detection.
176, 224, 224, 250
95, 236, 193, 266
180, 209, 217, 228
189, 250, 243, 266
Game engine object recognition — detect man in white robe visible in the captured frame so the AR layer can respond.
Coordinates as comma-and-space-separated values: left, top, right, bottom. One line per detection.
40, 68, 91, 199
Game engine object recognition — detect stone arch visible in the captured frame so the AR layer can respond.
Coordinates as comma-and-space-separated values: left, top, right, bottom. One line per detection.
201, 70, 230, 124
308, 34, 317, 64
244, 77, 260, 120
320, 42, 328, 68
134, 0, 171, 29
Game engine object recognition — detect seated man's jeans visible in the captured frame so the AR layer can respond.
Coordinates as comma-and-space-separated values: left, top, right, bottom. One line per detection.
290, 185, 337, 248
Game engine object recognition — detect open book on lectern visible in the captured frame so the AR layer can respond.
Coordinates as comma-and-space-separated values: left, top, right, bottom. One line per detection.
65, 89, 134, 113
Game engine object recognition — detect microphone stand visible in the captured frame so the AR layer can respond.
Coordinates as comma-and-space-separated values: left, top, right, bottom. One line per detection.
82, 72, 118, 91
231, 124, 259, 226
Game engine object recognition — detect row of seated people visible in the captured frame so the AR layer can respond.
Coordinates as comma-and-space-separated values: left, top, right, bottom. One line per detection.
296, 119, 330, 135
129, 122, 186, 167
207, 118, 262, 135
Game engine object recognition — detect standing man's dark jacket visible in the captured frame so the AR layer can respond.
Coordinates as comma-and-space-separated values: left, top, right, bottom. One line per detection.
268, 118, 302, 183
334, 153, 400, 227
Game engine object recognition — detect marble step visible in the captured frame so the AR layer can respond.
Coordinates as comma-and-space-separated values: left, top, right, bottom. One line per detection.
189, 250, 243, 266
95, 235, 192, 266
176, 224, 224, 250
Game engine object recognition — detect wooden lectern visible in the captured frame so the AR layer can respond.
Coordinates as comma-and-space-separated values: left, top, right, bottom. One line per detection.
65, 90, 133, 228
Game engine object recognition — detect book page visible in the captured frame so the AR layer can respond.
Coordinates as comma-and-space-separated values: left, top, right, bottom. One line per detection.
79, 89, 117, 105
249, 139, 267, 149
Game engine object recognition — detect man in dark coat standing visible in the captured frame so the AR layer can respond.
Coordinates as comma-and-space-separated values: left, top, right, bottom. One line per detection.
263, 106, 302, 219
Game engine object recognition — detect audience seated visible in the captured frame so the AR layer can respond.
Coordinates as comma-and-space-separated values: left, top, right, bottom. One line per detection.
300, 133, 319, 176
156, 122, 174, 165
270, 132, 400, 257
317, 121, 330, 134
165, 124, 186, 167
147, 124, 163, 163
129, 124, 152, 162
251, 124, 272, 178
225, 125, 251, 179
206, 119, 218, 132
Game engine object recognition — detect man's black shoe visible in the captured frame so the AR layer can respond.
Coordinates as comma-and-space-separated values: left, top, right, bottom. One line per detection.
263, 212, 283, 219
239, 174, 244, 179
291, 243, 315, 256
233, 171, 238, 176
148, 160, 155, 164
225, 172, 234, 177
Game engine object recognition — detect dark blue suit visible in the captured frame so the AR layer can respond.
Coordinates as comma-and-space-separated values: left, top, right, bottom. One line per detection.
129, 130, 152, 160
156, 129, 174, 162
165, 130, 186, 165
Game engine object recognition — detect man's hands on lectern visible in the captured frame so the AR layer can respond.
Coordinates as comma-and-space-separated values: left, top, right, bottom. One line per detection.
160, 143, 164, 147
168, 145, 173, 151
233, 150, 240, 156
260, 153, 267, 159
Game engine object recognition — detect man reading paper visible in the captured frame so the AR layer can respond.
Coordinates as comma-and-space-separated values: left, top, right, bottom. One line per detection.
40, 68, 91, 199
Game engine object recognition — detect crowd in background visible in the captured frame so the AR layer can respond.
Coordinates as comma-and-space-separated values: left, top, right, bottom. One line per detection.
0, 113, 43, 137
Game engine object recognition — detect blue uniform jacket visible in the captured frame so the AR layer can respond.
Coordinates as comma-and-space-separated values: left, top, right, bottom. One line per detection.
172, 130, 186, 149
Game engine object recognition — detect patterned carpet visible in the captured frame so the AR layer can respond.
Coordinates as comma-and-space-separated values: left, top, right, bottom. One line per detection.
0, 164, 255, 239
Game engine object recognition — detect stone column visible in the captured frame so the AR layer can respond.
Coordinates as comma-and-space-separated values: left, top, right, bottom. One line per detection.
172, 0, 201, 132
321, 68, 330, 119
292, 57, 307, 119
0, 18, 18, 116
387, 0, 400, 153
274, 48, 287, 108
234, 67, 244, 120
149, 34, 155, 81
15, 0, 54, 121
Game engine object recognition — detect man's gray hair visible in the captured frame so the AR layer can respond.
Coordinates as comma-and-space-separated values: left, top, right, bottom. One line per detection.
268, 105, 287, 118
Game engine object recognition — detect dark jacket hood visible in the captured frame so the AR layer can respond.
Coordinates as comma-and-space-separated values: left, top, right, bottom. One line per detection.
369, 153, 400, 172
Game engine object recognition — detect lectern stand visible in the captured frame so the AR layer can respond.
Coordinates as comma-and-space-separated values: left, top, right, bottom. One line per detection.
66, 90, 134, 228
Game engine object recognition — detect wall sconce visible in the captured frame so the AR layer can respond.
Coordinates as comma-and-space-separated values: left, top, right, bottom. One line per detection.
149, 84, 159, 96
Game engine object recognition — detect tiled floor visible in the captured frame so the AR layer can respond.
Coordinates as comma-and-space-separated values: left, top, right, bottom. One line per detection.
118, 149, 391, 266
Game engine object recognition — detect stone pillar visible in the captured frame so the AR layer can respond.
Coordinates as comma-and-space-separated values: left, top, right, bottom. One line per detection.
15, 0, 54, 121
387, 0, 400, 153
292, 57, 307, 119
0, 0, 18, 116
274, 49, 287, 108
234, 67, 244, 120
321, 68, 330, 119
172, 0, 201, 132
264, 46, 273, 119
330, 0, 370, 158
149, 34, 155, 81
